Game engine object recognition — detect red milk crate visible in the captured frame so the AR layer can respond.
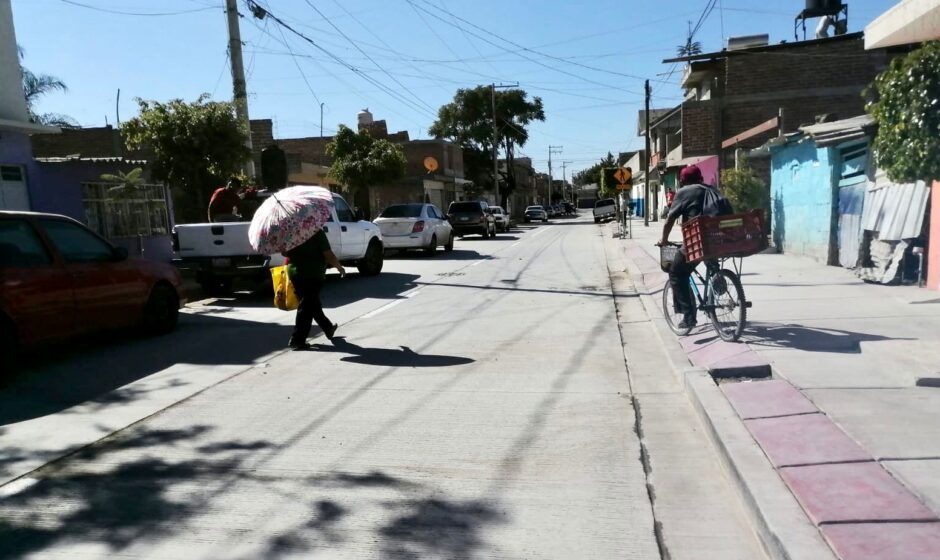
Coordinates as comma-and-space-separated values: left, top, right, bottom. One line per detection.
681, 210, 767, 263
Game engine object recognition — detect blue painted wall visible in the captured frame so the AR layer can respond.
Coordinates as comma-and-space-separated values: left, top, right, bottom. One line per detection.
770, 137, 838, 264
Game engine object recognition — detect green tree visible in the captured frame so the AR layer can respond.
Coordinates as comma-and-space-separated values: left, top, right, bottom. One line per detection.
574, 152, 616, 187
430, 86, 545, 207
866, 41, 940, 183
121, 95, 250, 223
19, 47, 77, 127
720, 166, 767, 212
100, 167, 145, 197
326, 124, 407, 208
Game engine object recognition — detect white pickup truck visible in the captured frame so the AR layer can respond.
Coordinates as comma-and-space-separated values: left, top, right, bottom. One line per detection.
172, 191, 384, 294
593, 198, 616, 223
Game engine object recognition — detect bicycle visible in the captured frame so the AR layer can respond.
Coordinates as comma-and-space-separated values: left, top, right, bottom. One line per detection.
659, 242, 750, 342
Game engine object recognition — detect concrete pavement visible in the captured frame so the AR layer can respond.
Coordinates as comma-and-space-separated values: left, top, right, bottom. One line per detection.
618, 217, 940, 560
0, 214, 765, 559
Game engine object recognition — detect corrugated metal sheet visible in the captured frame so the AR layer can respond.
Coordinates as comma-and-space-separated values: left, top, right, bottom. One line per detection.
862, 168, 930, 241
800, 115, 876, 148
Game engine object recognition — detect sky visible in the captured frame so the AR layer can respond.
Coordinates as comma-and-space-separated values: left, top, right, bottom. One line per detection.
12, 0, 899, 178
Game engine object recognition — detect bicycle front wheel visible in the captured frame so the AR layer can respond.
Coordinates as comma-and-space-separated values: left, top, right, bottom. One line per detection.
662, 279, 694, 336
707, 269, 746, 342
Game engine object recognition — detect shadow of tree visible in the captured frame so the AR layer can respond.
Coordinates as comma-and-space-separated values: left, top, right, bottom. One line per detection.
310, 338, 474, 368
743, 322, 912, 353
379, 498, 504, 560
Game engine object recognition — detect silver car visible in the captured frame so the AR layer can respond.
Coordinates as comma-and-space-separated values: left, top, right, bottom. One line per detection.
491, 206, 510, 232
374, 203, 454, 255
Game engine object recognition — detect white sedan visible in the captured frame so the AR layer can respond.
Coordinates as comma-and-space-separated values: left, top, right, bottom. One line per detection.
375, 203, 454, 255
491, 206, 511, 232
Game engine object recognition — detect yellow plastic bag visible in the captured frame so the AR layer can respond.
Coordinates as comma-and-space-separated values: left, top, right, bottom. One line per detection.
271, 265, 299, 311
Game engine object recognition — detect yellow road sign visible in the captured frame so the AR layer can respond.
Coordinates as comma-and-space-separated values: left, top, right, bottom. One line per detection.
617, 183, 632, 191
614, 167, 631, 184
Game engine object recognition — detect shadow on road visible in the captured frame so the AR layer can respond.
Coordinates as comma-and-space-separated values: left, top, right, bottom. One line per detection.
310, 338, 474, 368
385, 249, 487, 261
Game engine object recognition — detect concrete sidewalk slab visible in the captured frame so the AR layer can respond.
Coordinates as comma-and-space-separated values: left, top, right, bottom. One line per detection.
722, 380, 818, 420
745, 414, 871, 468
821, 522, 940, 560
883, 459, 940, 515
780, 462, 939, 524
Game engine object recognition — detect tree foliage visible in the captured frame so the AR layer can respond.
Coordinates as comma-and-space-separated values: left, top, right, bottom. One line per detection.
866, 41, 940, 183
326, 124, 407, 197
19, 46, 77, 128
430, 86, 545, 207
121, 95, 250, 223
100, 167, 145, 197
720, 166, 767, 212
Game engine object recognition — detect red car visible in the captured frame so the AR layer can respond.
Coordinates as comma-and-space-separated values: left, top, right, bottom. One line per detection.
0, 211, 185, 373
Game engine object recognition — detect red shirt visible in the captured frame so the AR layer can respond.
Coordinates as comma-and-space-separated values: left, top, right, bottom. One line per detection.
666, 191, 676, 205
208, 187, 241, 220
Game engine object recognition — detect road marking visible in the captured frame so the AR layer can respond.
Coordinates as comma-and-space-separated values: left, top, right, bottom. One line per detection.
510, 242, 522, 249
360, 299, 406, 319
469, 259, 485, 267
0, 477, 38, 499
529, 226, 555, 238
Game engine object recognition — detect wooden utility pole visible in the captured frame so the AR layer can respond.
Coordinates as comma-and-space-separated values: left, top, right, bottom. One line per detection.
225, 0, 255, 177
644, 79, 651, 227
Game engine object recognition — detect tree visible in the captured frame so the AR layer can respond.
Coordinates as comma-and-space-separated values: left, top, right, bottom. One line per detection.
100, 167, 145, 197
430, 86, 545, 207
121, 95, 250, 223
326, 124, 407, 210
19, 46, 77, 127
576, 152, 617, 196
866, 41, 940, 183
720, 166, 767, 212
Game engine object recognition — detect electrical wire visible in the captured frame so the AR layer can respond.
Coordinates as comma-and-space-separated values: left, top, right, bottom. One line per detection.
58, 0, 218, 16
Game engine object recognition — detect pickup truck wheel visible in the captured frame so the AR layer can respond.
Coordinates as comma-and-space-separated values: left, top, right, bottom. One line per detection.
444, 233, 454, 252
357, 239, 384, 276
142, 284, 179, 335
424, 234, 437, 256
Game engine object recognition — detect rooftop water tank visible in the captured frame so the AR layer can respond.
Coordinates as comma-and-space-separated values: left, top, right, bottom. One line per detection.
357, 109, 374, 127
805, 0, 843, 15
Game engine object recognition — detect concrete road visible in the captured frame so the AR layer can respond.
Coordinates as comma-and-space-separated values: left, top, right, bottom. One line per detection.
0, 215, 763, 559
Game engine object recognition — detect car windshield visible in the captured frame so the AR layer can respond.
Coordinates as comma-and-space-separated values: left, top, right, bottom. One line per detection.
449, 202, 482, 213
492, 207, 504, 214
596, 199, 615, 207
525, 206, 541, 211
380, 204, 423, 218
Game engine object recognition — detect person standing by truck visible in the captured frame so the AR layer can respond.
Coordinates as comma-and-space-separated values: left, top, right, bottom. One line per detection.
208, 177, 245, 222
283, 229, 345, 350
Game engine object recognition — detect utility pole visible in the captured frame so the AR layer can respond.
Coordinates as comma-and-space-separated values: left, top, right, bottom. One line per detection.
644, 79, 651, 227
320, 102, 325, 138
491, 82, 517, 208
561, 161, 572, 201
225, 0, 255, 177
548, 145, 563, 204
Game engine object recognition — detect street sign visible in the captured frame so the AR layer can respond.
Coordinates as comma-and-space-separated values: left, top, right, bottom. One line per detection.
617, 183, 632, 191
614, 167, 631, 184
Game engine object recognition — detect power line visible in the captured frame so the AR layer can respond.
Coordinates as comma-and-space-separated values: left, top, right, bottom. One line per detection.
301, 0, 436, 113
58, 0, 218, 16
273, 23, 321, 105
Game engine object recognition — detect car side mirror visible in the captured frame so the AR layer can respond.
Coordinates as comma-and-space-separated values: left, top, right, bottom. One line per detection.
112, 246, 129, 261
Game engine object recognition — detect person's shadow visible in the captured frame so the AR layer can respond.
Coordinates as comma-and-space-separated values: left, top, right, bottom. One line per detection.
310, 338, 474, 368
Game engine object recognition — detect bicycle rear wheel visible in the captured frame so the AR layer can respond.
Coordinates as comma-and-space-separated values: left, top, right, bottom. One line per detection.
662, 279, 694, 336
707, 269, 746, 342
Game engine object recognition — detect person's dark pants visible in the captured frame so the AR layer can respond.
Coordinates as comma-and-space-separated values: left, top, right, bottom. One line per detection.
670, 249, 697, 322
289, 276, 332, 345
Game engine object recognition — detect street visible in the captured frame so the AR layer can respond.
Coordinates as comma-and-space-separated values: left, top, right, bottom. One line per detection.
0, 215, 762, 559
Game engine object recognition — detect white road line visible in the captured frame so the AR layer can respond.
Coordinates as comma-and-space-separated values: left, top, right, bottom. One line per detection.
529, 226, 555, 238
509, 242, 522, 249
0, 477, 38, 499
360, 299, 407, 319
469, 259, 485, 267
404, 289, 423, 298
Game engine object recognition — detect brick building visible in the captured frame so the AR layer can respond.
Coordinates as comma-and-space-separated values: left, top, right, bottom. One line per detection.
665, 32, 897, 177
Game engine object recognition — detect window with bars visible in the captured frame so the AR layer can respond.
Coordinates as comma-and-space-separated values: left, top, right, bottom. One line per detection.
81, 182, 169, 238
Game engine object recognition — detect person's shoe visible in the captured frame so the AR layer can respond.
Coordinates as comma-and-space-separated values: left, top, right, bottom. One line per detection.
324, 323, 338, 340
678, 317, 697, 329
288, 339, 311, 351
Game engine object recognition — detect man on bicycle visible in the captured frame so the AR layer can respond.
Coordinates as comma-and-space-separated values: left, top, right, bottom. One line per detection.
658, 165, 729, 329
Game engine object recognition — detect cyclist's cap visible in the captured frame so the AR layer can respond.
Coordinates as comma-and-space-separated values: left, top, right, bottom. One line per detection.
679, 165, 703, 185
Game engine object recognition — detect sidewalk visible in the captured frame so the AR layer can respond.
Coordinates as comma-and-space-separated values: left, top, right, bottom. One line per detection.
617, 219, 940, 559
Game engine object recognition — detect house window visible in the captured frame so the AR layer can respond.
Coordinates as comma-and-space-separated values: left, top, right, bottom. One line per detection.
81, 182, 169, 237
838, 144, 869, 187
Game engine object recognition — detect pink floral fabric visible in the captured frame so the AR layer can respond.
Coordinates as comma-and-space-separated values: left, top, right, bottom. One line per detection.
248, 186, 335, 254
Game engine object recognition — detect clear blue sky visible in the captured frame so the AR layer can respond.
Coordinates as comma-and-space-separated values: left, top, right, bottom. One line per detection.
13, 0, 898, 177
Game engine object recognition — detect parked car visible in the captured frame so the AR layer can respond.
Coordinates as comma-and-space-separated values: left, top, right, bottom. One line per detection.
490, 206, 510, 232
375, 203, 454, 255
173, 190, 383, 294
0, 211, 185, 374
447, 200, 497, 238
593, 198, 617, 223
524, 205, 548, 223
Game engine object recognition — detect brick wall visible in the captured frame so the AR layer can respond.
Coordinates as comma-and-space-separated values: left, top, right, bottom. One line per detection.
31, 126, 127, 158
681, 100, 719, 156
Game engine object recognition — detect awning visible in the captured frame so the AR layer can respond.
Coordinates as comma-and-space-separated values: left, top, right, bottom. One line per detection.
865, 0, 940, 49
